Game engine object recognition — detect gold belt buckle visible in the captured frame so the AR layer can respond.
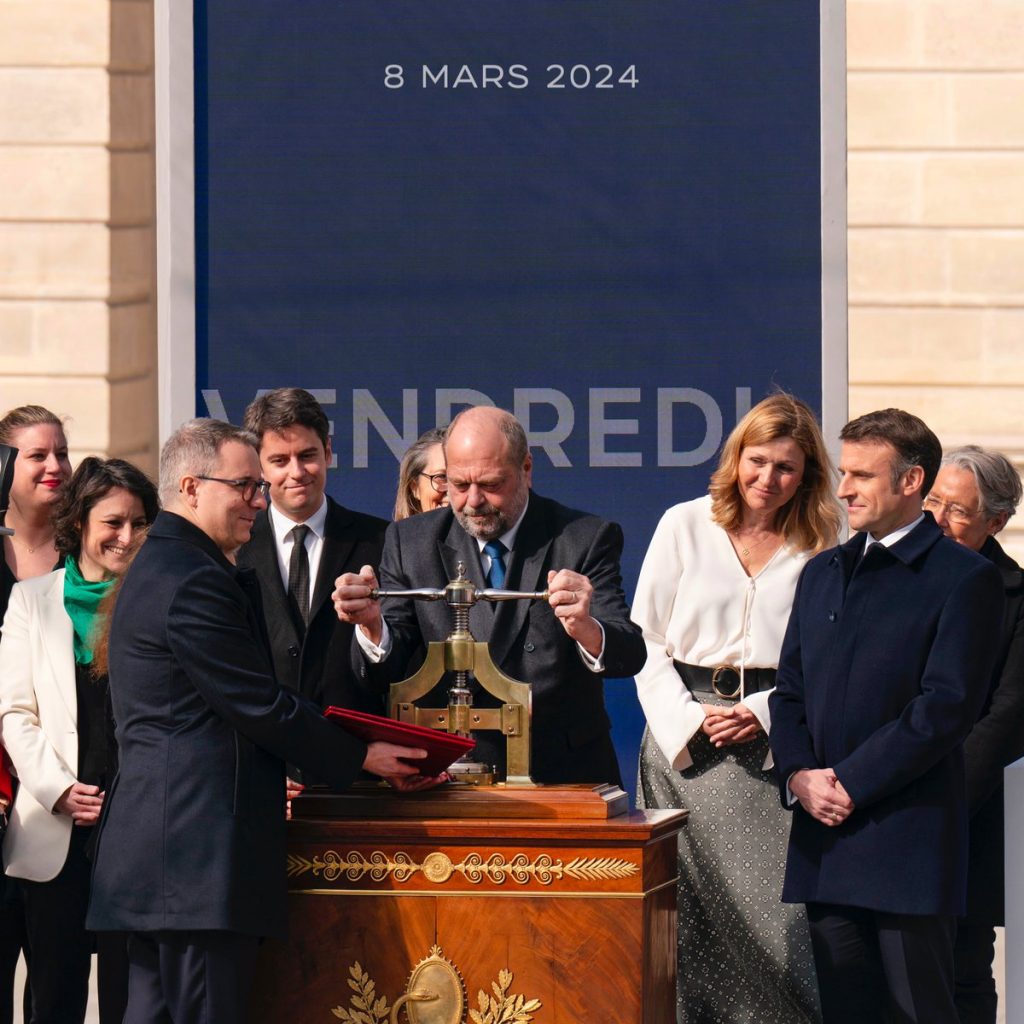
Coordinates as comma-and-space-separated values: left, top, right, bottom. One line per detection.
711, 664, 741, 700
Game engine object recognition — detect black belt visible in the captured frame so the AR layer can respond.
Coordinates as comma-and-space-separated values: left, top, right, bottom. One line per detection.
673, 662, 776, 700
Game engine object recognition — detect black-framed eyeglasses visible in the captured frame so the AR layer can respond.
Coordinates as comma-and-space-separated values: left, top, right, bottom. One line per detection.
418, 472, 448, 494
197, 476, 269, 502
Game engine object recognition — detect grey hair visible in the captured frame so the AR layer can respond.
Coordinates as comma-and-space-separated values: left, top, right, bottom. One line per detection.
941, 445, 1023, 520
158, 418, 259, 506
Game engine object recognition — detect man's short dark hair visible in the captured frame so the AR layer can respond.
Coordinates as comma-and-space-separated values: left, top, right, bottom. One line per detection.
242, 388, 330, 449
839, 408, 942, 494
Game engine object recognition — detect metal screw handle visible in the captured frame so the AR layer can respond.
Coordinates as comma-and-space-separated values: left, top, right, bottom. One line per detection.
370, 587, 549, 604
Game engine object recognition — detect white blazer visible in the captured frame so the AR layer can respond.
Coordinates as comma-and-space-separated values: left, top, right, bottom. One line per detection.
0, 570, 80, 882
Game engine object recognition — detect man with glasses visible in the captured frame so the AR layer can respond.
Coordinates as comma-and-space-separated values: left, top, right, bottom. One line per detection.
769, 409, 1004, 1023
238, 389, 388, 746
87, 418, 429, 1022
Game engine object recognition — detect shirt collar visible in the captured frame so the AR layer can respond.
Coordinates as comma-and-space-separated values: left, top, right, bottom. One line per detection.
865, 512, 924, 554
269, 495, 328, 543
475, 495, 530, 555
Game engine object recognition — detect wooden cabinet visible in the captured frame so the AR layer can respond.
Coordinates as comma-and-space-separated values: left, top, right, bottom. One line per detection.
250, 786, 685, 1023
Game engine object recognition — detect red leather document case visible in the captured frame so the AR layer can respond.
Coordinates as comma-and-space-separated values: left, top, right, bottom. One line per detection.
323, 706, 476, 775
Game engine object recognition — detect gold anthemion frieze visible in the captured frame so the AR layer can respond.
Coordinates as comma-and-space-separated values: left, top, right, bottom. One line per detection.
288, 848, 639, 887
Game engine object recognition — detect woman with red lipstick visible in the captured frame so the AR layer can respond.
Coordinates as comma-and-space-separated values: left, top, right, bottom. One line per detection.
923, 445, 1024, 1024
0, 404, 73, 1024
0, 457, 158, 1023
0, 406, 72, 610
632, 394, 842, 1023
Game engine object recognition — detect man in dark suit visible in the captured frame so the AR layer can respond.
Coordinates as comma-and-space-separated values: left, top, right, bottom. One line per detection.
333, 405, 646, 785
238, 388, 387, 719
87, 419, 430, 1023
769, 409, 1005, 1024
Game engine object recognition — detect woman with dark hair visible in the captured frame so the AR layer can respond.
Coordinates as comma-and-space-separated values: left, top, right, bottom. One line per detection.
0, 456, 158, 1023
0, 404, 73, 1024
632, 393, 841, 1023
394, 426, 448, 520
924, 445, 1024, 1024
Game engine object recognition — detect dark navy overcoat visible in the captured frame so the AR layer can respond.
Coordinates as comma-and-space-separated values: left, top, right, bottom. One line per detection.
769, 515, 1004, 916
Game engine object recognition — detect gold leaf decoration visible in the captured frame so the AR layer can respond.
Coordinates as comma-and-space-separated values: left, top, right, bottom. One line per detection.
294, 848, 636, 887
330, 962, 391, 1023
469, 968, 542, 1024
563, 856, 640, 880
329, 952, 541, 1023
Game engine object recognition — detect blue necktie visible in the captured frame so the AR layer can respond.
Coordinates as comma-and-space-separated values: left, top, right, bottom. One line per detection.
484, 540, 507, 588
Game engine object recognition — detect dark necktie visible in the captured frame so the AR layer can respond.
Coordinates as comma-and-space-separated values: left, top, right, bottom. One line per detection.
288, 524, 311, 630
484, 539, 508, 588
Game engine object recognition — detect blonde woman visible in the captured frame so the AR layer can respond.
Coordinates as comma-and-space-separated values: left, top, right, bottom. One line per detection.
633, 393, 841, 1023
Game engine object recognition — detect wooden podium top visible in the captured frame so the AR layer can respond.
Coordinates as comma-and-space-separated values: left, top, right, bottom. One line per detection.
292, 782, 687, 842
295, 780, 627, 819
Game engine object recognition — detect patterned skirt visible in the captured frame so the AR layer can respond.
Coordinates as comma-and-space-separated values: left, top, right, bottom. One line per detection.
637, 707, 821, 1024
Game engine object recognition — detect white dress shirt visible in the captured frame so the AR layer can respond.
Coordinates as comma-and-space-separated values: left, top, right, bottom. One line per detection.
864, 513, 924, 554
268, 498, 328, 617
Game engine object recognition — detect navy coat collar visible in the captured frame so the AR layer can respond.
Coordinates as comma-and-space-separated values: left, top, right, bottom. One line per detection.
833, 513, 945, 590
148, 510, 237, 574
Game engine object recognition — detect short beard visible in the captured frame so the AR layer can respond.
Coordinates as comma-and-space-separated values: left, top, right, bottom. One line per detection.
455, 485, 528, 542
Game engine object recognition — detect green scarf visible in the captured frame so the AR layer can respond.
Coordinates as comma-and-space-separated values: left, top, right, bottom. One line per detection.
63, 555, 115, 665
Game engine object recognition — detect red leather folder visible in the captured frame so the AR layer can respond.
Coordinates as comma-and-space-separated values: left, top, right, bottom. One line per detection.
323, 706, 475, 776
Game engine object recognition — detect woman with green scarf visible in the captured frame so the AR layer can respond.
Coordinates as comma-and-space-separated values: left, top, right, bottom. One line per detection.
0, 457, 158, 1023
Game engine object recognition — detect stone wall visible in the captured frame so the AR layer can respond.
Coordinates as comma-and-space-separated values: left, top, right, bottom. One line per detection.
0, 0, 158, 474
848, 0, 1024, 558
1, 3, 1022, 555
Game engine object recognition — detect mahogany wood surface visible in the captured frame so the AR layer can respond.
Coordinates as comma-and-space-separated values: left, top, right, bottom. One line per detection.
251, 797, 687, 1022
294, 781, 631, 820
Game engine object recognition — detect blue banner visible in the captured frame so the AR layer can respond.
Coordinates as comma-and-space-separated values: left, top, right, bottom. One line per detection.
194, 0, 827, 795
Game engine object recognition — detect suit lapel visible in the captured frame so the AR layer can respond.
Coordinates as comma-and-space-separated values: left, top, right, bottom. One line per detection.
310, 499, 357, 620
247, 510, 300, 646
490, 495, 551, 667
440, 519, 493, 642
39, 571, 78, 723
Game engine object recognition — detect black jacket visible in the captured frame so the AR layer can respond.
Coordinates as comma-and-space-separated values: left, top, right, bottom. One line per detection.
237, 497, 387, 714
964, 536, 1024, 924
86, 512, 367, 939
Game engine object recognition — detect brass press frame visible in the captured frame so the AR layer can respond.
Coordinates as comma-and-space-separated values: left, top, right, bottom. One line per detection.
374, 564, 545, 786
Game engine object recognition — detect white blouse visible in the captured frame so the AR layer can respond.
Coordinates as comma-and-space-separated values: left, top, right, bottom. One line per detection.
631, 494, 811, 770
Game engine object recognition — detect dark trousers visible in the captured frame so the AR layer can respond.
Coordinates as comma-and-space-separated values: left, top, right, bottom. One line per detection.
953, 921, 997, 1024
20, 830, 92, 1024
124, 931, 260, 1024
807, 902, 957, 1024
0, 883, 29, 1024
18, 828, 128, 1024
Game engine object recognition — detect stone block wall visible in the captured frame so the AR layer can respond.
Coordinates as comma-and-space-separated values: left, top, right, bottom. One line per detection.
848, 0, 1024, 559
0, 0, 157, 475
1, 2, 1022, 555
